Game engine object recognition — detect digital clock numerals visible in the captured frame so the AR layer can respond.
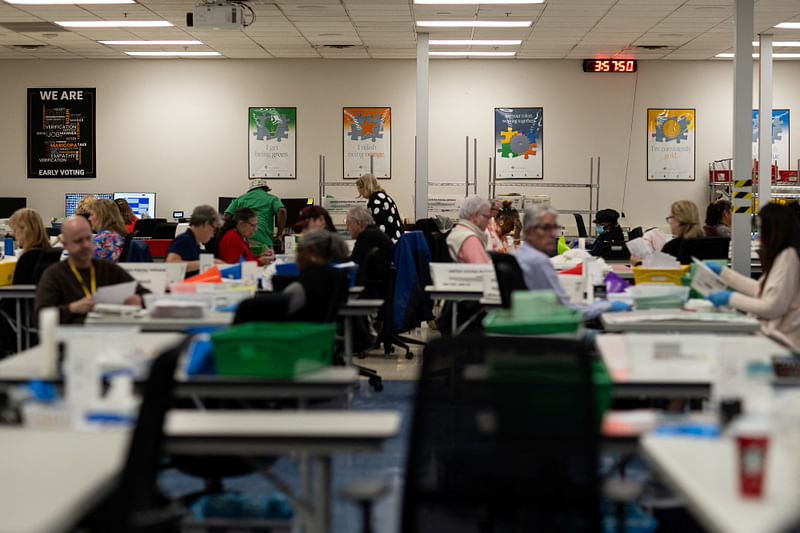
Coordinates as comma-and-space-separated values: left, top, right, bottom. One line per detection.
592, 60, 635, 72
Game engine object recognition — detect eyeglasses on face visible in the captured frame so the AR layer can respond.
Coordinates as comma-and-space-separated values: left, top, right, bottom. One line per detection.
478, 212, 491, 219
665, 215, 675, 223
534, 224, 563, 232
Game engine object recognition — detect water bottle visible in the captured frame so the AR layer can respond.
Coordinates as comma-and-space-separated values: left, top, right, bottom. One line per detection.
3, 237, 12, 257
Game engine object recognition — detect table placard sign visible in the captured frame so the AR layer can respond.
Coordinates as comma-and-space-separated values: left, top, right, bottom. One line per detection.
199, 254, 214, 274
241, 261, 259, 287
559, 274, 585, 304
119, 263, 187, 290
127, 270, 168, 295
626, 334, 715, 379
582, 257, 604, 304
428, 196, 462, 217
482, 272, 500, 301
429, 263, 496, 291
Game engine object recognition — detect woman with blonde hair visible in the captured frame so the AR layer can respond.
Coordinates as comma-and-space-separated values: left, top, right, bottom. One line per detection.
74, 194, 98, 217
7, 208, 51, 284
88, 198, 128, 262
661, 199, 705, 258
355, 172, 403, 240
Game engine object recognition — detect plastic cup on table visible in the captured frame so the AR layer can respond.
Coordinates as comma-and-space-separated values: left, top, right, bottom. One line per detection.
735, 417, 771, 498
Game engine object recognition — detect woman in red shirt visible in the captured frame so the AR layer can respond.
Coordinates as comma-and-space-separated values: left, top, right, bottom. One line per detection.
217, 207, 274, 266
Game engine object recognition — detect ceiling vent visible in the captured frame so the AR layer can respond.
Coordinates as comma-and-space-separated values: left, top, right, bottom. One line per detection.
0, 22, 68, 33
7, 44, 49, 50
319, 44, 356, 50
636, 44, 670, 50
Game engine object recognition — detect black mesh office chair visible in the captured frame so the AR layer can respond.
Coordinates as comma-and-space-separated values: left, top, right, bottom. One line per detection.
402, 335, 601, 533
678, 236, 730, 265
628, 226, 643, 240
574, 213, 588, 238
488, 251, 528, 309
133, 218, 167, 238
152, 222, 178, 239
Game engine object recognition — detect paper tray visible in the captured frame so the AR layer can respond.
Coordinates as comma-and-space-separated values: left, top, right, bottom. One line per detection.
482, 308, 582, 335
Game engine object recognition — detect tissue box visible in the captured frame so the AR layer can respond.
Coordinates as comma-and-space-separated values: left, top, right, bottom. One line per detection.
0, 260, 16, 286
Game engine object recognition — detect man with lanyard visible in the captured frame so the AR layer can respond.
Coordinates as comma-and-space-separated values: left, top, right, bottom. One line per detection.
35, 217, 147, 324
224, 179, 287, 252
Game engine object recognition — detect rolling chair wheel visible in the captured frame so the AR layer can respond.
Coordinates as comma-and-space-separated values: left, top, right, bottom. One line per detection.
404, 350, 413, 360
369, 377, 384, 392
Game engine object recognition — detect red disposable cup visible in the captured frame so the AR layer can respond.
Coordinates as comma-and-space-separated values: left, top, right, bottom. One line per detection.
737, 434, 770, 498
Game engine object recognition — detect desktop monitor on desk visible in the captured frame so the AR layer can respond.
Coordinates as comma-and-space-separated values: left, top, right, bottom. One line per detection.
65, 192, 113, 218
283, 198, 314, 229
114, 192, 156, 219
218, 196, 236, 216
0, 197, 26, 218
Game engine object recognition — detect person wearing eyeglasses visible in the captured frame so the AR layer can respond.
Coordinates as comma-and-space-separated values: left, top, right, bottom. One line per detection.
446, 196, 491, 264
166, 204, 226, 277
515, 205, 631, 319
630, 200, 704, 266
217, 207, 275, 266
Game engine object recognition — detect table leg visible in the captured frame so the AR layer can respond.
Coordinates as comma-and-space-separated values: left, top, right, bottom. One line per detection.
312, 456, 332, 533
15, 299, 21, 353
451, 302, 458, 337
24, 300, 31, 349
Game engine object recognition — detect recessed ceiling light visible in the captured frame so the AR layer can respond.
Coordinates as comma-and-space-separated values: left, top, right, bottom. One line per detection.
417, 20, 532, 28
56, 20, 173, 28
753, 41, 800, 47
430, 39, 522, 45
415, 0, 541, 3
776, 22, 800, 29
6, 0, 133, 4
100, 40, 202, 45
125, 51, 221, 57
430, 51, 516, 56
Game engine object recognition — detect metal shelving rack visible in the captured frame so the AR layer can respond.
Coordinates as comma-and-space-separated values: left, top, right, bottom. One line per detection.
488, 156, 601, 236
416, 135, 479, 196
709, 158, 800, 206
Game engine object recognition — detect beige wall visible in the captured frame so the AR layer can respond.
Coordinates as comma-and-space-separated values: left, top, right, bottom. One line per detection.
1, 58, 798, 229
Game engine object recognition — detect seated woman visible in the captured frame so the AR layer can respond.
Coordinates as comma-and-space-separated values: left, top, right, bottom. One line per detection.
292, 205, 337, 233
706, 203, 800, 351
88, 198, 128, 262
115, 198, 139, 234
165, 204, 225, 276
660, 200, 705, 258
703, 199, 732, 237
217, 207, 275, 266
486, 200, 521, 253
7, 208, 52, 284
590, 208, 628, 259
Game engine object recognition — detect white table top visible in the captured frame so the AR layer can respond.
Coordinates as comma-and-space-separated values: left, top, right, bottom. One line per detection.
601, 309, 761, 333
0, 284, 36, 298
85, 310, 234, 330
641, 434, 800, 533
424, 285, 485, 300
0, 428, 129, 533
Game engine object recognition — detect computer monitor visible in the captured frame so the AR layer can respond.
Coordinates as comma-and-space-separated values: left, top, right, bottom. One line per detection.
65, 192, 113, 218
218, 196, 237, 215
0, 197, 26, 218
283, 198, 315, 229
114, 192, 156, 219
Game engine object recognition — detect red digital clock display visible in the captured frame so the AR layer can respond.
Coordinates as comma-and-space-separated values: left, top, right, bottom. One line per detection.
582, 59, 637, 73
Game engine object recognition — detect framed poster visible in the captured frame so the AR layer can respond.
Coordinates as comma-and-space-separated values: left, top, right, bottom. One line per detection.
647, 108, 696, 181
494, 107, 543, 179
752, 109, 790, 170
343, 107, 391, 179
248, 107, 296, 178
28, 88, 96, 178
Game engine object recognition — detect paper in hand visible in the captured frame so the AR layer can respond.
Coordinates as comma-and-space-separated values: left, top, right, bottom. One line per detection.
93, 281, 137, 304
690, 257, 728, 297
626, 237, 652, 258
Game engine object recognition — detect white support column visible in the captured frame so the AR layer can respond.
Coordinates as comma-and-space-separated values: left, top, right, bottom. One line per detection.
415, 33, 429, 220
731, 0, 753, 276
758, 34, 773, 207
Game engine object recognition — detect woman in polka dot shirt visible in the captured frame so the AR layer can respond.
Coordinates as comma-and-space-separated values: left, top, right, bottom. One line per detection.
355, 173, 404, 240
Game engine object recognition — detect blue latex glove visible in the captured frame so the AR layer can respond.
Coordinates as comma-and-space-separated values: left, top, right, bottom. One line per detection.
704, 261, 723, 275
707, 290, 733, 307
609, 300, 633, 312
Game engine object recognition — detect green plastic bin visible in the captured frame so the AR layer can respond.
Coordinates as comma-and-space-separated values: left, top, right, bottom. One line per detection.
482, 308, 583, 335
211, 322, 335, 377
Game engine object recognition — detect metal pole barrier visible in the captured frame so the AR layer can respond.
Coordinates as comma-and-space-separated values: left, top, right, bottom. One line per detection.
492, 155, 497, 198
596, 156, 601, 215
473, 138, 478, 195
319, 154, 324, 201
488, 157, 493, 198
589, 157, 594, 236
465, 136, 470, 197
370, 154, 374, 175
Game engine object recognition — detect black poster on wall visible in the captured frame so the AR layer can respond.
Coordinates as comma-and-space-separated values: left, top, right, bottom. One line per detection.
27, 88, 96, 179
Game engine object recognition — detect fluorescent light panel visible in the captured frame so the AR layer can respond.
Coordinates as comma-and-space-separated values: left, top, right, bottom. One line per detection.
417, 20, 531, 28
415, 0, 541, 4
56, 20, 173, 28
125, 51, 220, 57
430, 39, 521, 45
775, 22, 800, 29
100, 40, 202, 45
6, 0, 133, 3
430, 51, 516, 56
753, 41, 800, 47
716, 52, 800, 58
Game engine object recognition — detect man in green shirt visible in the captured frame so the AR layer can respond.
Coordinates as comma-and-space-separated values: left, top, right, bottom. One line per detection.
225, 179, 287, 250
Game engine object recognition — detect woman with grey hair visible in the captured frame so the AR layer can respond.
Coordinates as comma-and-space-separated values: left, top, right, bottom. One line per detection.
446, 196, 491, 263
166, 204, 225, 276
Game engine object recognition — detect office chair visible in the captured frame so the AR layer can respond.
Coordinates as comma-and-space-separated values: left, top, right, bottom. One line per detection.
133, 218, 167, 238
678, 236, 730, 265
152, 222, 178, 239
573, 213, 588, 238
233, 294, 292, 323
489, 251, 528, 309
31, 247, 63, 284
628, 226, 643, 240
401, 335, 601, 533
94, 340, 189, 532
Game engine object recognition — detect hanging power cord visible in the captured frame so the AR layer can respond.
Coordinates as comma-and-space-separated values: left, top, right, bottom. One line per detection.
620, 70, 639, 216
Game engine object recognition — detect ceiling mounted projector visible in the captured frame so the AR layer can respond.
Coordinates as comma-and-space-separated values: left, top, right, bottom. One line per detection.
187, 1, 249, 30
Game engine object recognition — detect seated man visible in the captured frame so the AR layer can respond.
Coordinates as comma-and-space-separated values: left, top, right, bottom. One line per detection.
515, 205, 629, 321
346, 206, 393, 299
35, 217, 148, 324
165, 204, 225, 276
446, 196, 491, 264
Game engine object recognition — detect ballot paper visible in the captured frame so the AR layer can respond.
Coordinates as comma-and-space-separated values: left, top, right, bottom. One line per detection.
626, 237, 652, 259
690, 257, 728, 297
93, 281, 137, 304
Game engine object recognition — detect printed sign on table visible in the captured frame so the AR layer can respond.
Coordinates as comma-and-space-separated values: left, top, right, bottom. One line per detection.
752, 109, 790, 170
343, 107, 391, 179
494, 107, 543, 179
28, 88, 96, 179
647, 108, 695, 181
248, 107, 296, 178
